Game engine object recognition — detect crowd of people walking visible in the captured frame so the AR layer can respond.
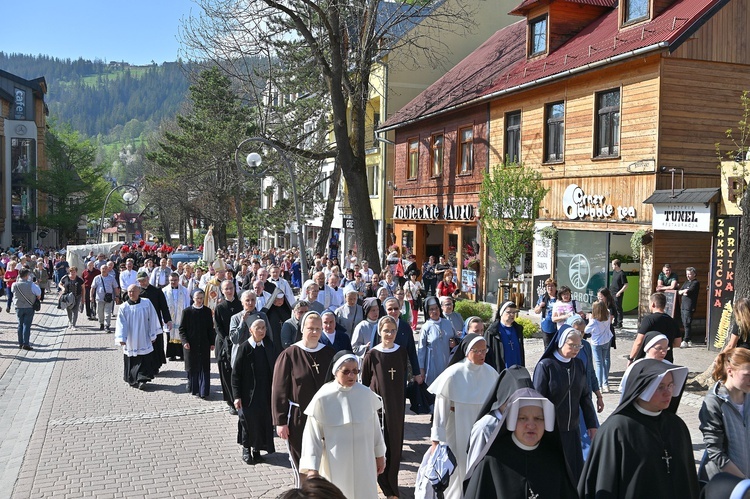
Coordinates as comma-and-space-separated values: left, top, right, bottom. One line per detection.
8, 243, 750, 498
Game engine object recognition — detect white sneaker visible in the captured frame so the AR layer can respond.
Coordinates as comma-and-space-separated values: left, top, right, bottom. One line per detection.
602, 385, 610, 393
687, 341, 693, 348
680, 341, 687, 348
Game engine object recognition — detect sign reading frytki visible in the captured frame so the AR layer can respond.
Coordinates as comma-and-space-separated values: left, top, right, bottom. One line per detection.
562, 184, 636, 221
393, 204, 475, 221
652, 203, 712, 232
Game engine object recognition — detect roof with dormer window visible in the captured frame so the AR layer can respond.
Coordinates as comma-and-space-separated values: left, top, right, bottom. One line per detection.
510, 0, 616, 15
380, 0, 726, 132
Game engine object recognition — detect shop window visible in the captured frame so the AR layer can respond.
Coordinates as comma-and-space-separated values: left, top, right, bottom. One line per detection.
555, 230, 609, 311
595, 89, 620, 157
529, 16, 547, 57
367, 164, 379, 196
401, 230, 414, 256
431, 133, 444, 177
544, 101, 565, 163
505, 111, 521, 165
458, 127, 474, 174
407, 138, 419, 180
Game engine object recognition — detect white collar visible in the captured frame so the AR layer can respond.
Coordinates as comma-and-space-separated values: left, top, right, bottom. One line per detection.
249, 338, 263, 348
634, 402, 662, 417
294, 340, 326, 353
373, 343, 400, 353
511, 433, 540, 451
553, 350, 571, 363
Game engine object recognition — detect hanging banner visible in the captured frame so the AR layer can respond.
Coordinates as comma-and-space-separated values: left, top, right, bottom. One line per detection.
708, 216, 740, 351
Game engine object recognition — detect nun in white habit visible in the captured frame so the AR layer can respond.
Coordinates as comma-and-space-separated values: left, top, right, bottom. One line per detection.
428, 333, 499, 499
300, 350, 386, 499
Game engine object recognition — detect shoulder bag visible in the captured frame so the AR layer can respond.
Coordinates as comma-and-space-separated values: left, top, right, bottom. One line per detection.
17, 282, 41, 311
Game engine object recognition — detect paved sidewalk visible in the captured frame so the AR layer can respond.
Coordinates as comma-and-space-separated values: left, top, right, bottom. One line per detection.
0, 303, 718, 498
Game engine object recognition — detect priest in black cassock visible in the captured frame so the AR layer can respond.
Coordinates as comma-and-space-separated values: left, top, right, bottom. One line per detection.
362, 315, 408, 499
137, 271, 172, 373
272, 311, 336, 485
179, 289, 215, 399
214, 279, 243, 414
232, 317, 277, 465
464, 388, 577, 499
578, 359, 699, 498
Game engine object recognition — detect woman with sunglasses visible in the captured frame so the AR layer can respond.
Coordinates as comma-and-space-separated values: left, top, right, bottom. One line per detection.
300, 350, 386, 499
533, 325, 598, 482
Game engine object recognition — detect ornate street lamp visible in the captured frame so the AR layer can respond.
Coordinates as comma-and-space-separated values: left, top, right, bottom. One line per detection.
235, 137, 308, 284
99, 184, 139, 243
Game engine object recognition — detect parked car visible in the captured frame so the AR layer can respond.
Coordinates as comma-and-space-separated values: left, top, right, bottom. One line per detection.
169, 251, 202, 266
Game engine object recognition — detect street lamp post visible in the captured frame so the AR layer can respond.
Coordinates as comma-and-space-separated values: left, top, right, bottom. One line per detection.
234, 137, 308, 284
98, 184, 140, 244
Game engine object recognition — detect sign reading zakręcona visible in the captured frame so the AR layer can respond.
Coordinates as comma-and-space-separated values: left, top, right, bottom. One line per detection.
562, 184, 636, 221
393, 203, 475, 221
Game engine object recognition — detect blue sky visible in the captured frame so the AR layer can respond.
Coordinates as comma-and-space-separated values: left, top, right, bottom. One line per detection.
1, 0, 195, 65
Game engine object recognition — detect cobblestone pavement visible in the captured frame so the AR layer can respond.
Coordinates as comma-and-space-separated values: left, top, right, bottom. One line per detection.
0, 301, 718, 499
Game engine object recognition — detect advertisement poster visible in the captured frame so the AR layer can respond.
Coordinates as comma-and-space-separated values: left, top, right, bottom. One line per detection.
708, 216, 740, 351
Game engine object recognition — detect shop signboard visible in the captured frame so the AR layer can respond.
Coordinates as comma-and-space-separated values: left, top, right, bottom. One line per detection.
708, 216, 740, 351
652, 203, 712, 232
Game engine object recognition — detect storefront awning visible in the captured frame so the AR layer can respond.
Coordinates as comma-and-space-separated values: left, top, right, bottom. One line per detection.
643, 188, 720, 205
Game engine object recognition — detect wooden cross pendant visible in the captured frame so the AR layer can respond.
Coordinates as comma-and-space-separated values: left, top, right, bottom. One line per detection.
389, 367, 396, 381
662, 450, 672, 474
311, 361, 320, 374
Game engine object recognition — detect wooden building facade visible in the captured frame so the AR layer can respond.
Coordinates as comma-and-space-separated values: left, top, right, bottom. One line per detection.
381, 0, 750, 330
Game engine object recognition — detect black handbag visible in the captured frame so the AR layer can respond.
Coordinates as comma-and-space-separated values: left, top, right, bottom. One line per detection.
104, 293, 113, 303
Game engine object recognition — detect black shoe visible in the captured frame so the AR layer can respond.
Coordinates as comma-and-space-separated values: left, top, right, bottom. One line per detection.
22, 345, 33, 351
106, 327, 111, 334
137, 381, 147, 390
100, 323, 104, 331
168, 356, 176, 362
252, 451, 265, 463
228, 406, 238, 416
88, 316, 96, 321
242, 447, 253, 465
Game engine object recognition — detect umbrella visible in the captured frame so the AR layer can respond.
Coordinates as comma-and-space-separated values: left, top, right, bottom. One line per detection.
202, 225, 216, 262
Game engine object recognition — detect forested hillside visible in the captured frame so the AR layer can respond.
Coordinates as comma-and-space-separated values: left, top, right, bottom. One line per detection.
0, 53, 190, 142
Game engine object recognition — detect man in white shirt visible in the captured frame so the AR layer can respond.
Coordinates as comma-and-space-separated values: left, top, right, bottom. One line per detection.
359, 260, 374, 284
119, 258, 138, 301
253, 279, 273, 310
91, 264, 120, 333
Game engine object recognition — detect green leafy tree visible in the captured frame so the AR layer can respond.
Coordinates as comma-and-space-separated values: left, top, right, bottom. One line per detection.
146, 67, 255, 249
33, 122, 110, 244
479, 163, 549, 277
180, 0, 477, 271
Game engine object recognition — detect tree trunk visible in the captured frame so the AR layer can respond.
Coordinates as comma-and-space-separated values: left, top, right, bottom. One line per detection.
159, 208, 172, 245
235, 192, 244, 254
315, 160, 342, 256
215, 222, 227, 250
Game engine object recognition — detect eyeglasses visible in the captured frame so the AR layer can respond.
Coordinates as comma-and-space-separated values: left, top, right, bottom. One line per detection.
565, 343, 584, 350
503, 310, 518, 315
339, 369, 360, 376
470, 348, 489, 355
655, 382, 675, 394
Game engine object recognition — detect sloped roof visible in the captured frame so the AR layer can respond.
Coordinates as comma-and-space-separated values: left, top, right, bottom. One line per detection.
643, 187, 720, 204
380, 0, 726, 131
511, 0, 616, 15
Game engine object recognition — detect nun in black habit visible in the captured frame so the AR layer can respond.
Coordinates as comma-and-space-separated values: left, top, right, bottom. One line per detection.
464, 365, 534, 484
463, 388, 577, 499
579, 359, 699, 499
263, 287, 293, 357
532, 324, 597, 482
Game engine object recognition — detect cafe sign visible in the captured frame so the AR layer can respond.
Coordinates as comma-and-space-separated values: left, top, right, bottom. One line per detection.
394, 203, 475, 221
652, 203, 712, 232
562, 184, 636, 221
